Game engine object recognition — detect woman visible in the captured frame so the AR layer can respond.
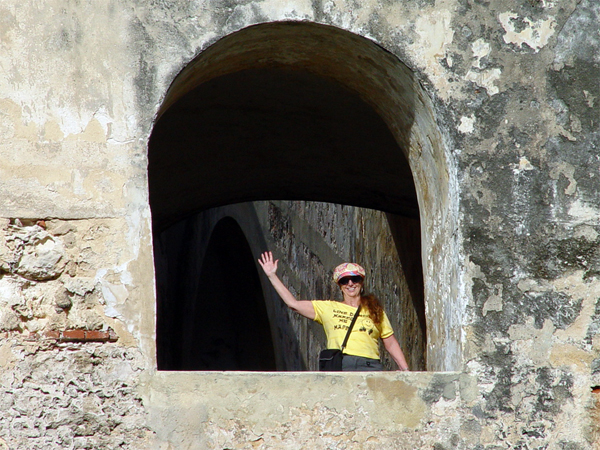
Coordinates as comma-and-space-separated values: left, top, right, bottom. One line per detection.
258, 251, 410, 372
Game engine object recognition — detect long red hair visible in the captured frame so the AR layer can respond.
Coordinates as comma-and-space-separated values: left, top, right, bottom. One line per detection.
360, 292, 384, 327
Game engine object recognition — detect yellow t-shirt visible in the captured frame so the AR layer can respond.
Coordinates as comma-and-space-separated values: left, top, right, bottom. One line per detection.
312, 300, 394, 360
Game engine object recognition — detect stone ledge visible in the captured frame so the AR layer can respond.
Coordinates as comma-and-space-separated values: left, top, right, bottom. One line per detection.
142, 370, 471, 449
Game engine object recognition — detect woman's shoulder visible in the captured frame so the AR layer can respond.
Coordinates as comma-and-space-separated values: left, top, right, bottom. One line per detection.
311, 300, 345, 308
313, 300, 355, 310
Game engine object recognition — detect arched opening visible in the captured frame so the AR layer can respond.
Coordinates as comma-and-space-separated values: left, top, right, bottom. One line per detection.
150, 66, 417, 229
156, 216, 276, 370
150, 22, 457, 371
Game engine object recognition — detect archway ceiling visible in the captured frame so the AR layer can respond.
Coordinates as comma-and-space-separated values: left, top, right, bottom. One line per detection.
149, 67, 418, 231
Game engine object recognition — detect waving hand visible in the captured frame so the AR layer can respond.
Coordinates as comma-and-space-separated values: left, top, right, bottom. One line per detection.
257, 251, 315, 320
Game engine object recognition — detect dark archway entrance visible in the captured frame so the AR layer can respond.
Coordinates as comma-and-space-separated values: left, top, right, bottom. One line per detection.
156, 217, 276, 370
150, 22, 434, 370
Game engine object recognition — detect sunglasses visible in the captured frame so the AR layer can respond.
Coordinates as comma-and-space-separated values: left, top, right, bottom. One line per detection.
338, 275, 364, 285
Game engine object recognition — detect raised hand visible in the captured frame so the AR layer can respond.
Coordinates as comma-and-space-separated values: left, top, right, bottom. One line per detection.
257, 251, 316, 320
258, 251, 278, 277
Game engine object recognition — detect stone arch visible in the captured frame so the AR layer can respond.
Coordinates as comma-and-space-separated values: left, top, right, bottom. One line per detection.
149, 22, 459, 371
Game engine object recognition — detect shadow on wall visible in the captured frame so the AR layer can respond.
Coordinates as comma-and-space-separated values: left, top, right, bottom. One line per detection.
387, 214, 426, 336
156, 216, 277, 371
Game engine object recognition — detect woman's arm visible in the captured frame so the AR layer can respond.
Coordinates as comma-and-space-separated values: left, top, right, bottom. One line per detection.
382, 335, 410, 371
258, 251, 316, 320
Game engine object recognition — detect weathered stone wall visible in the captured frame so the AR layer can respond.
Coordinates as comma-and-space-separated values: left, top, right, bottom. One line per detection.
453, 2, 600, 447
0, 0, 599, 448
258, 200, 426, 371
0, 337, 151, 450
0, 218, 154, 448
0, 219, 138, 340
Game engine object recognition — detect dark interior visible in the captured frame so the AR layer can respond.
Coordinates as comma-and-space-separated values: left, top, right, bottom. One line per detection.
150, 67, 424, 370
156, 217, 276, 370
149, 68, 418, 232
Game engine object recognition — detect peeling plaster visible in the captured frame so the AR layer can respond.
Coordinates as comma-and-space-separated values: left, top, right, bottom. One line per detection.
514, 156, 535, 173
471, 38, 491, 69
458, 115, 476, 134
550, 344, 595, 370
254, 0, 313, 19
567, 199, 600, 226
482, 284, 503, 316
499, 11, 557, 52
553, 271, 600, 342
508, 318, 555, 366
573, 225, 598, 241
465, 67, 502, 96
550, 161, 577, 195
407, 8, 456, 99
583, 90, 596, 108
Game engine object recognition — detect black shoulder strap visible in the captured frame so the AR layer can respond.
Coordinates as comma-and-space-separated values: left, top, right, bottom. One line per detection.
341, 306, 361, 352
